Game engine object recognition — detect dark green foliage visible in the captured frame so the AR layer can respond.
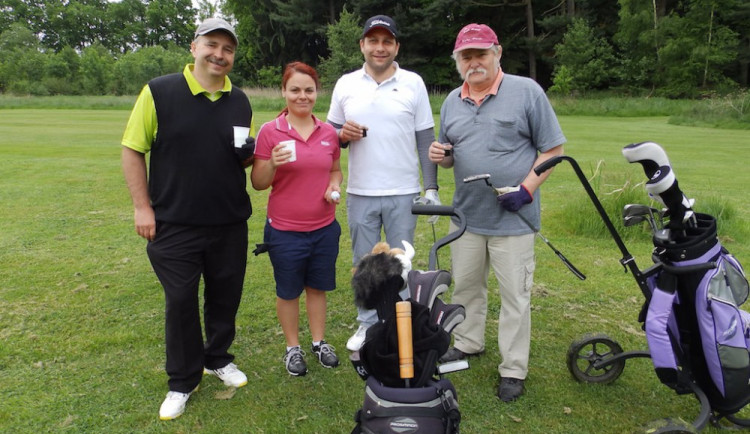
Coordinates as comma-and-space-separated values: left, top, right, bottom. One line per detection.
317, 7, 362, 89
0, 0, 748, 96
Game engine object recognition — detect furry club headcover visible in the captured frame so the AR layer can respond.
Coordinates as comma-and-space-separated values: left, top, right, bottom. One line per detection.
352, 241, 414, 321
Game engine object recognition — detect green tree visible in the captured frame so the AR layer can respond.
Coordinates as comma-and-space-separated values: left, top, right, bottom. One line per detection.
0, 23, 47, 94
144, 0, 197, 48
79, 43, 115, 94
614, 0, 660, 92
105, 0, 148, 54
317, 7, 362, 88
112, 45, 190, 95
552, 17, 616, 94
43, 46, 82, 94
657, 0, 739, 97
42, 0, 108, 51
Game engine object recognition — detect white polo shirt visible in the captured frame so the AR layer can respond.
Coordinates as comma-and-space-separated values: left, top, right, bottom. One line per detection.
327, 63, 434, 196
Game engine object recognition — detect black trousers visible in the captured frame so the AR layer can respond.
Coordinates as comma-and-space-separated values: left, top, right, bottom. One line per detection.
147, 221, 248, 393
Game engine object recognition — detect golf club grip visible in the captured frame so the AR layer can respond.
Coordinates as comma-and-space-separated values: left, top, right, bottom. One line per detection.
411, 204, 456, 216
557, 252, 587, 280
396, 301, 414, 380
533, 156, 564, 176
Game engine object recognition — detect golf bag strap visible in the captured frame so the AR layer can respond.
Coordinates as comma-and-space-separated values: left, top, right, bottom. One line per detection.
351, 409, 362, 434
436, 384, 461, 434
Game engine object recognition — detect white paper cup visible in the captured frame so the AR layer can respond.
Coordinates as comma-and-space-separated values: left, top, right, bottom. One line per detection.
279, 140, 296, 162
233, 126, 250, 148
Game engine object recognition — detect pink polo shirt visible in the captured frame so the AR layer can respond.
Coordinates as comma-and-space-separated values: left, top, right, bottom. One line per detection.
255, 113, 341, 232
460, 67, 504, 105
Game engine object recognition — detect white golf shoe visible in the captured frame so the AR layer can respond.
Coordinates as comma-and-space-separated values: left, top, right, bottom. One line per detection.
346, 325, 369, 352
159, 386, 198, 420
203, 362, 248, 388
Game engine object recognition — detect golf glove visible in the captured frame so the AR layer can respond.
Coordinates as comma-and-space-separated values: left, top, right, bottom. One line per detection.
424, 189, 441, 224
496, 185, 532, 212
234, 136, 256, 161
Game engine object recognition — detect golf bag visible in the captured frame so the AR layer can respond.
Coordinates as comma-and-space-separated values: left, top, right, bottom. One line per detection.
354, 375, 460, 434
646, 213, 750, 415
535, 144, 750, 429
350, 205, 467, 434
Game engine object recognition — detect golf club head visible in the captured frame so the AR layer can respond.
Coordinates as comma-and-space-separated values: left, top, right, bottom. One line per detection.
623, 214, 647, 227
622, 204, 656, 219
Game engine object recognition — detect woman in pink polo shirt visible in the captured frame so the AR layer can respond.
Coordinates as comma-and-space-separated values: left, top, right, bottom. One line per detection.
251, 62, 343, 377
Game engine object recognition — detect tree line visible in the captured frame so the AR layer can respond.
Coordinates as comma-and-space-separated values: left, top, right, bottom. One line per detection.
1, 0, 748, 98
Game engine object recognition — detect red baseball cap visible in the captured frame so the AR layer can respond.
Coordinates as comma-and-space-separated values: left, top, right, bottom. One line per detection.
453, 23, 498, 53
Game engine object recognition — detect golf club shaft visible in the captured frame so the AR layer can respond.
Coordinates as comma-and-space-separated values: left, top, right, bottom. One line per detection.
516, 213, 587, 281
396, 301, 414, 387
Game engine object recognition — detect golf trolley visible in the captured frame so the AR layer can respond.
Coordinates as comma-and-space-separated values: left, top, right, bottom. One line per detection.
535, 143, 750, 433
350, 204, 469, 434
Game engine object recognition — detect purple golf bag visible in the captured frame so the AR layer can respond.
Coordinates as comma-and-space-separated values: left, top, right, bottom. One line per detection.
536, 144, 750, 431
646, 213, 750, 415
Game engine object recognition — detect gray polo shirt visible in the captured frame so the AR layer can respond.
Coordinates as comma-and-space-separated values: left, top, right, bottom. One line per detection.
439, 73, 566, 236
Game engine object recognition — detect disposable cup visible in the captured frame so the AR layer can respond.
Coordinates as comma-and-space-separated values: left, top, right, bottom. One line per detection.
279, 140, 296, 162
233, 126, 250, 148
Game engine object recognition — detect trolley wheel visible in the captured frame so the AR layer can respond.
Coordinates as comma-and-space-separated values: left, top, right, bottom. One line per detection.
566, 333, 625, 384
639, 417, 696, 433
723, 412, 750, 428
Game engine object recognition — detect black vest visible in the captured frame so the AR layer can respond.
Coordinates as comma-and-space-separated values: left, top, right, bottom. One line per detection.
148, 73, 252, 225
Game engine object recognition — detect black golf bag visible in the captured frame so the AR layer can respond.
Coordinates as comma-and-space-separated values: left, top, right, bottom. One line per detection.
350, 205, 467, 434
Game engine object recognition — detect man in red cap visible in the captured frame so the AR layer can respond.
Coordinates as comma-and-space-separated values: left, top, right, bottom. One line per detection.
428, 23, 566, 402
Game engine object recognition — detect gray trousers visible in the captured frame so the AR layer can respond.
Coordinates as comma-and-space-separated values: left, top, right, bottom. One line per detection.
346, 193, 418, 326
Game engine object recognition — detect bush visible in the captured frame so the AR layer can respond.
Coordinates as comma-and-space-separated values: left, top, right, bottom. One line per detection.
112, 45, 190, 95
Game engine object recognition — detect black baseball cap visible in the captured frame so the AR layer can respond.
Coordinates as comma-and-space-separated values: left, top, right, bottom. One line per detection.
361, 15, 398, 39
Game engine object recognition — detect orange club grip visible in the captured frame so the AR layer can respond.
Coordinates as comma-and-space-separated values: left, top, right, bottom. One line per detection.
396, 301, 414, 380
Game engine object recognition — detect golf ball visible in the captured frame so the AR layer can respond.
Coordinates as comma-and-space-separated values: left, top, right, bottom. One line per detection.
331, 191, 340, 201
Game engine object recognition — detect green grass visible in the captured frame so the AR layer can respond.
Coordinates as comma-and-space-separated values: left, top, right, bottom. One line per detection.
1, 106, 749, 433
2, 91, 749, 129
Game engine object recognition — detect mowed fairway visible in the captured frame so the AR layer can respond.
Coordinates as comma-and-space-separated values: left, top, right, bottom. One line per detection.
1, 108, 749, 433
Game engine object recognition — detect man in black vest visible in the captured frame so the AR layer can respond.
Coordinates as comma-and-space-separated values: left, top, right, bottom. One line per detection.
121, 17, 253, 420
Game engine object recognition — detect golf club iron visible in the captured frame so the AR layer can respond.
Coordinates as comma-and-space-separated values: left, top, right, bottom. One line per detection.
622, 203, 671, 242
462, 174, 586, 281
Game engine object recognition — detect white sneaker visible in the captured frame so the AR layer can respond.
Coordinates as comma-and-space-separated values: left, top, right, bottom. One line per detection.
346, 325, 370, 351
159, 386, 197, 420
203, 362, 248, 388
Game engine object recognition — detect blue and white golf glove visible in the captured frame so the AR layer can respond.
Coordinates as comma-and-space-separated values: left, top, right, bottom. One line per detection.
496, 185, 532, 212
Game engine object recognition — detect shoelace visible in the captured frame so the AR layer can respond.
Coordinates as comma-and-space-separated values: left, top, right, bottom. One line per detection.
285, 348, 305, 363
166, 391, 189, 400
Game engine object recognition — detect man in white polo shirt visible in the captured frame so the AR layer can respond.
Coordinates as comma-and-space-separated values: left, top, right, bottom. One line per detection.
326, 15, 439, 351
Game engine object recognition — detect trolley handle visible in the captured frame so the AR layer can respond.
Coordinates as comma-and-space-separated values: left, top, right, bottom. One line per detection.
654, 258, 717, 275
411, 204, 467, 271
410, 204, 458, 217
533, 156, 565, 176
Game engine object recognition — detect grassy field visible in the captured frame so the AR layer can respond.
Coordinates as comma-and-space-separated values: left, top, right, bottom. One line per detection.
1, 106, 749, 433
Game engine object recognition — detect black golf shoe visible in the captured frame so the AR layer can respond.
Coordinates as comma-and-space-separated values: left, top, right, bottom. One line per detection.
498, 377, 524, 402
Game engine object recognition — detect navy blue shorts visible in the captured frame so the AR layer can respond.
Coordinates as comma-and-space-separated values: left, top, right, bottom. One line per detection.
264, 219, 341, 300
